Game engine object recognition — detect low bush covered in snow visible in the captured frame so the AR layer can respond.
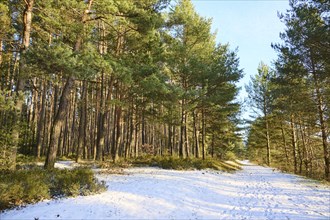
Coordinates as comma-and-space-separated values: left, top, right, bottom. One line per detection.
0, 167, 106, 210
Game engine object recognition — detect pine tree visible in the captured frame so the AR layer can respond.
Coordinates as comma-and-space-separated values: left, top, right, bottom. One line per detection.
246, 62, 274, 166
273, 0, 329, 179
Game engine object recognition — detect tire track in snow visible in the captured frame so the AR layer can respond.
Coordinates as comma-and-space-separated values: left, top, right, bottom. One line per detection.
231, 162, 330, 219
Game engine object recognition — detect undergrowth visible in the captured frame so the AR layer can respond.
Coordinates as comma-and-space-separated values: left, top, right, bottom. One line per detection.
0, 167, 106, 211
101, 156, 241, 172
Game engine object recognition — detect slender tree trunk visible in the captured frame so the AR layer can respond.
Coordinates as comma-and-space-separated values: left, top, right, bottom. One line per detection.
298, 118, 308, 175
201, 107, 206, 160
265, 117, 271, 166
128, 108, 134, 158
112, 105, 122, 162
36, 81, 46, 158
290, 114, 298, 174
141, 109, 146, 147
134, 120, 139, 158
168, 123, 173, 156
297, 141, 303, 174
193, 110, 200, 158
30, 80, 38, 153
179, 99, 185, 158
76, 81, 87, 162
53, 84, 59, 122
0, 39, 5, 90
281, 122, 289, 166
43, 86, 53, 156
173, 126, 177, 155
0, 39, 3, 66
62, 116, 69, 156
184, 111, 189, 158
69, 90, 76, 152
10, 53, 19, 93
318, 99, 329, 179
211, 133, 215, 158
96, 74, 105, 161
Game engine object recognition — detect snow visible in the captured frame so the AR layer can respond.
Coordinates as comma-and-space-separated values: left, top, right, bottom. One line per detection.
1, 161, 330, 220
54, 160, 79, 169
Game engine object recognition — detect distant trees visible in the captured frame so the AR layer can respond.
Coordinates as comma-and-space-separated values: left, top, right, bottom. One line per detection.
0, 0, 243, 170
246, 62, 273, 166
247, 0, 329, 180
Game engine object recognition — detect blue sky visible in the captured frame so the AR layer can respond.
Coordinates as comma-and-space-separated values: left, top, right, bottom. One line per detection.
191, 0, 290, 112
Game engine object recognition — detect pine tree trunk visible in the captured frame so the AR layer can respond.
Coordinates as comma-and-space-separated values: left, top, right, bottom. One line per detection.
179, 99, 185, 158
128, 109, 134, 158
211, 133, 215, 158
193, 110, 200, 158
96, 75, 105, 161
281, 122, 289, 166
168, 123, 173, 156
184, 111, 189, 158
112, 106, 122, 162
265, 118, 271, 166
30, 79, 38, 153
62, 116, 69, 156
0, 39, 3, 66
134, 119, 139, 158
45, 77, 74, 169
290, 114, 298, 174
201, 107, 206, 160
297, 118, 306, 175
36, 81, 46, 158
76, 81, 87, 162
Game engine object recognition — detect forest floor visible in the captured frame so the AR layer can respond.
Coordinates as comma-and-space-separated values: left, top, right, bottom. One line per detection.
1, 160, 330, 220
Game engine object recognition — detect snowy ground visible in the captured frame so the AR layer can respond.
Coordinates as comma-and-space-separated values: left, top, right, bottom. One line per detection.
1, 161, 330, 220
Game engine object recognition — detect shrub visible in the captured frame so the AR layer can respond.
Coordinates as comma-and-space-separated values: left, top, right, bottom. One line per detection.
0, 169, 50, 210
50, 168, 106, 197
224, 151, 237, 161
0, 167, 106, 211
130, 156, 240, 171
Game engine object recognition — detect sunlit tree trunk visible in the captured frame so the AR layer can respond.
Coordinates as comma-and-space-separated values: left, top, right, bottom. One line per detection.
280, 122, 289, 166
290, 114, 298, 174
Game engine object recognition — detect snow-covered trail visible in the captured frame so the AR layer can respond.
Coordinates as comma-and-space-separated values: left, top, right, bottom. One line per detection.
1, 161, 330, 220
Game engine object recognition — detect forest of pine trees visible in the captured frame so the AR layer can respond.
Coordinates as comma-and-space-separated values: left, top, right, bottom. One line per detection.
0, 0, 329, 182
247, 0, 329, 180
0, 0, 243, 170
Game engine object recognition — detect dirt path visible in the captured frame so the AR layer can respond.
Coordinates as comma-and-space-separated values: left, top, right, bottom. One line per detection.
1, 161, 330, 219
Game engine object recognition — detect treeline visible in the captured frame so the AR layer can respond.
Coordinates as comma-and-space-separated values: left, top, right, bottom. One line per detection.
0, 0, 243, 170
247, 0, 329, 180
